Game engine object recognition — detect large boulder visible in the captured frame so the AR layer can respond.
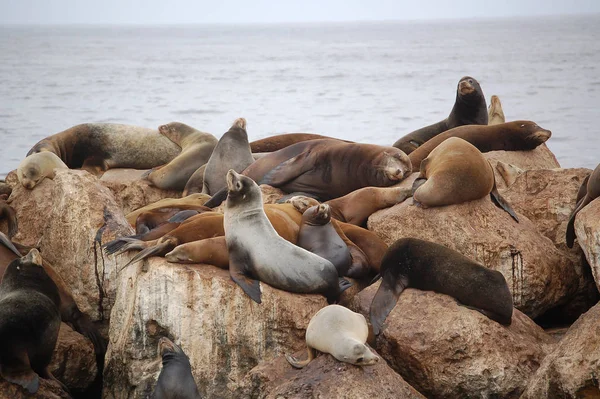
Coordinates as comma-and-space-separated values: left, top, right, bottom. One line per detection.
349, 284, 555, 399
574, 198, 600, 292
100, 169, 181, 215
9, 169, 133, 321
238, 350, 425, 399
368, 197, 579, 318
521, 302, 600, 398
103, 259, 328, 399
51, 323, 98, 392
0, 379, 70, 399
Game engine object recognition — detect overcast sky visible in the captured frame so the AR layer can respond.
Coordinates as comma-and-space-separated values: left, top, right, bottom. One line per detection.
1, 0, 599, 24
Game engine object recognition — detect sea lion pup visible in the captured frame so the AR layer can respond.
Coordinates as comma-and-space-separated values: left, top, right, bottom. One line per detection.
201, 118, 254, 195
370, 238, 513, 335
298, 204, 351, 277
27, 123, 181, 175
151, 337, 201, 399
412, 137, 519, 222
125, 193, 211, 227
250, 133, 352, 153
224, 170, 346, 303
0, 249, 63, 394
393, 76, 488, 153
408, 120, 552, 169
204, 139, 411, 207
487, 95, 505, 125
285, 305, 380, 369
145, 122, 218, 190
182, 164, 207, 196
0, 199, 17, 238
566, 163, 600, 248
16, 152, 69, 189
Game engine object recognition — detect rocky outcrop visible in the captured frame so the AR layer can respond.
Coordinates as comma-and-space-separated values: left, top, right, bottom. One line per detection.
51, 323, 98, 392
521, 302, 600, 398
9, 169, 133, 321
574, 198, 600, 292
100, 169, 182, 215
349, 284, 555, 399
103, 259, 327, 399
0, 379, 71, 399
238, 350, 425, 399
259, 184, 286, 204
368, 197, 579, 318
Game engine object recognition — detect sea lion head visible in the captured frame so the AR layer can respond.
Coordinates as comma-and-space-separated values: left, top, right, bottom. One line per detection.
165, 246, 194, 264
157, 337, 184, 357
231, 117, 247, 130
18, 154, 51, 189
339, 342, 380, 366
4, 249, 60, 306
225, 169, 262, 209
303, 204, 331, 226
457, 76, 483, 99
377, 150, 412, 184
158, 122, 197, 146
513, 121, 552, 149
286, 195, 320, 214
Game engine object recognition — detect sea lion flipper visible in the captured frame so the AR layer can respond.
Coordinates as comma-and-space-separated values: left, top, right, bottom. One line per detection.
489, 183, 519, 223
369, 275, 407, 335
285, 346, 316, 369
260, 152, 314, 187
566, 196, 591, 248
464, 305, 512, 326
228, 245, 262, 304
168, 210, 200, 224
0, 231, 22, 257
203, 187, 229, 208
1, 350, 40, 394
411, 177, 427, 196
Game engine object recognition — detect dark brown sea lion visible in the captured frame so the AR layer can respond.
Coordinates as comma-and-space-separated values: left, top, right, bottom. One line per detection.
393, 76, 488, 154
487, 95, 505, 125
0, 199, 18, 238
134, 206, 212, 235
27, 123, 181, 176
250, 133, 351, 153
370, 238, 513, 335
566, 164, 600, 248
412, 137, 518, 221
151, 337, 201, 399
182, 164, 207, 197
0, 249, 62, 394
408, 120, 552, 169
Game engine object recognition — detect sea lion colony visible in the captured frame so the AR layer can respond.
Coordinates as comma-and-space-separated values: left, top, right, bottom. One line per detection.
2, 74, 592, 397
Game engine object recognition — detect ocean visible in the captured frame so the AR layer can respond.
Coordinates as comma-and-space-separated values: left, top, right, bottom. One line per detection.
1, 14, 599, 178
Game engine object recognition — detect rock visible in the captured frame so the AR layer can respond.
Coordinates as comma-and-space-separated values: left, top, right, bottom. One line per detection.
368, 197, 579, 318
521, 302, 600, 398
0, 379, 70, 399
50, 323, 98, 392
259, 184, 286, 204
349, 284, 555, 399
103, 259, 327, 399
9, 169, 133, 321
238, 350, 425, 399
484, 143, 560, 189
100, 169, 182, 215
574, 198, 600, 292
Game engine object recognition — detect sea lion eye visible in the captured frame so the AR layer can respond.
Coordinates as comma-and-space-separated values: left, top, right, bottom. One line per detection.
356, 357, 364, 363
468, 79, 473, 84
520, 124, 525, 128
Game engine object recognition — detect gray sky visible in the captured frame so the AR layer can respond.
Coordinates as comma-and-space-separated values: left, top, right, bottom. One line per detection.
1, 0, 599, 24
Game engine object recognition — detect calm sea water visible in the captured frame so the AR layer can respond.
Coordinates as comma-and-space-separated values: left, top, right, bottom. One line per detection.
1, 15, 599, 179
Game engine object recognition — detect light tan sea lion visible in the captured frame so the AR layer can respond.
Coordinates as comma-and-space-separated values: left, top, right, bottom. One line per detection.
17, 152, 68, 189
125, 194, 211, 226
487, 95, 505, 125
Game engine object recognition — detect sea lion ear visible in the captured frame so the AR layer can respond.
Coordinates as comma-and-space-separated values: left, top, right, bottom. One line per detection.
24, 248, 43, 266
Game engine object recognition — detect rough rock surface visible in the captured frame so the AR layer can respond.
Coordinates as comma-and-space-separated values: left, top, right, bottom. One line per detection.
368, 197, 579, 318
238, 350, 425, 399
100, 169, 182, 215
574, 198, 600, 292
103, 259, 328, 399
259, 184, 286, 204
521, 302, 600, 398
0, 379, 71, 399
349, 284, 555, 399
9, 169, 133, 321
51, 323, 98, 392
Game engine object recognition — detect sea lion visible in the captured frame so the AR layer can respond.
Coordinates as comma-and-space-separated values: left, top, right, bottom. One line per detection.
27, 123, 181, 175
201, 118, 254, 195
0, 199, 17, 238
165, 237, 230, 269
250, 133, 351, 153
223, 170, 345, 303
408, 121, 552, 169
566, 163, 600, 248
151, 337, 201, 399
134, 206, 211, 235
393, 76, 488, 153
285, 305, 380, 368
298, 204, 351, 277
125, 194, 211, 227
412, 137, 519, 221
17, 152, 68, 189
487, 95, 505, 125
182, 164, 207, 197
145, 122, 218, 190
204, 139, 411, 207
370, 238, 514, 335
0, 249, 62, 394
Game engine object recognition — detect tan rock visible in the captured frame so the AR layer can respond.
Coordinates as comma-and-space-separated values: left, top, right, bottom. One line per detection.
50, 323, 98, 392
575, 198, 600, 292
521, 302, 600, 398
349, 284, 555, 399
238, 350, 425, 399
99, 169, 182, 215
259, 184, 286, 204
368, 197, 578, 318
103, 259, 327, 399
0, 379, 70, 399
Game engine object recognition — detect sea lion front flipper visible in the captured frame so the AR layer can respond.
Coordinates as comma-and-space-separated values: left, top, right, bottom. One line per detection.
285, 346, 316, 369
0, 349, 40, 394
260, 151, 315, 187
566, 195, 591, 248
168, 210, 200, 223
490, 182, 519, 222
228, 243, 261, 303
203, 187, 229, 208
369, 274, 408, 335
0, 231, 22, 257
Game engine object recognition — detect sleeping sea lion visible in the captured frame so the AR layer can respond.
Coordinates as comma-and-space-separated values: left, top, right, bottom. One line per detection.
250, 133, 351, 153
125, 194, 211, 227
151, 337, 201, 399
487, 95, 505, 125
17, 152, 68, 189
566, 163, 600, 248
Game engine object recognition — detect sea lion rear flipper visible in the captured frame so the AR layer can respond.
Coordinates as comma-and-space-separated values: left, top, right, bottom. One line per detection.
69, 310, 107, 355
411, 177, 427, 196
1, 350, 40, 394
203, 187, 228, 208
369, 274, 408, 335
103, 235, 144, 255
0, 231, 22, 257
168, 210, 199, 223
228, 244, 261, 303
285, 346, 316, 369
490, 183, 519, 222
119, 241, 175, 270
260, 151, 315, 187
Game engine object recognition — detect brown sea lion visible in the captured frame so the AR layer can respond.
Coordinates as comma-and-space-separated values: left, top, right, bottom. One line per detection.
0, 199, 17, 238
566, 164, 600, 248
408, 120, 552, 169
27, 123, 181, 176
250, 133, 351, 153
182, 164, 207, 197
134, 206, 211, 235
125, 194, 211, 226
487, 95, 505, 125
151, 337, 201, 399
164, 237, 230, 269
412, 137, 518, 221
370, 238, 513, 335
17, 152, 68, 189
393, 76, 488, 153
202, 118, 254, 195
145, 122, 218, 190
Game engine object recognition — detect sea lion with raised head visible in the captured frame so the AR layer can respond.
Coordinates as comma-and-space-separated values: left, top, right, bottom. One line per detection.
370, 238, 514, 335
250, 133, 351, 153
151, 337, 201, 399
285, 305, 380, 368
566, 163, 600, 248
145, 122, 218, 190
393, 76, 488, 154
17, 152, 68, 189
487, 95, 505, 125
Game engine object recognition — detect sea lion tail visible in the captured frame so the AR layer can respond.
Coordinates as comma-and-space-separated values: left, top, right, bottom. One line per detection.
285, 347, 315, 369
103, 235, 144, 255
168, 210, 200, 223
489, 183, 519, 223
204, 187, 228, 208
